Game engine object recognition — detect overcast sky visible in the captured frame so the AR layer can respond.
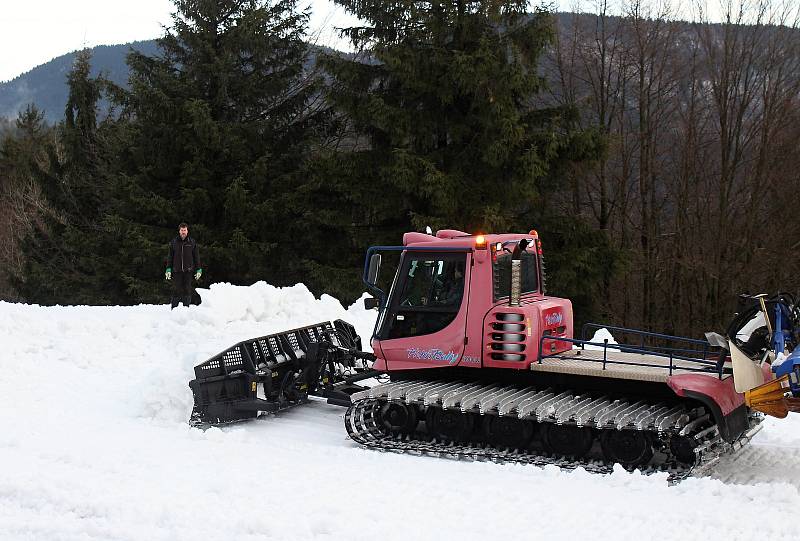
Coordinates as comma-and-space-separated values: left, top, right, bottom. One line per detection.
1, 0, 724, 83
0, 0, 362, 82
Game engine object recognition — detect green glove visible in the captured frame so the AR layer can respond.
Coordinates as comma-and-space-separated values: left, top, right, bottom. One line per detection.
165, 268, 172, 281
194, 268, 202, 281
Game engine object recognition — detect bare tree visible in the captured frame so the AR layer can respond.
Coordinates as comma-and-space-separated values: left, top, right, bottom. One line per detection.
546, 0, 800, 336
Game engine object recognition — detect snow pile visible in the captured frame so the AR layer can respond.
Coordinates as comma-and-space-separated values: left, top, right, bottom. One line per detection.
1, 283, 800, 541
2, 282, 374, 426
582, 327, 619, 350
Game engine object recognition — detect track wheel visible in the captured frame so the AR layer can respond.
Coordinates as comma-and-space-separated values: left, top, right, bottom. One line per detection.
483, 416, 536, 449
601, 430, 654, 467
427, 407, 475, 442
669, 435, 697, 465
542, 424, 594, 458
378, 402, 418, 434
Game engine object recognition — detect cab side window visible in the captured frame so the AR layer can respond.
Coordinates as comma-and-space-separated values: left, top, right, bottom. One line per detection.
384, 254, 467, 339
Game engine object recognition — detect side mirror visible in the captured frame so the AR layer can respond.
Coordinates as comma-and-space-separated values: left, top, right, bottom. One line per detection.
367, 253, 381, 285
364, 297, 380, 310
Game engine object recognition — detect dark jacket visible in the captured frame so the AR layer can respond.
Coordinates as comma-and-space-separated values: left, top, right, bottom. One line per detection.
167, 236, 201, 272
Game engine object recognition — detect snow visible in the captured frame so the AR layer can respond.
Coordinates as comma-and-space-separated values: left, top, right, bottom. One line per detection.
2, 282, 800, 541
582, 327, 618, 350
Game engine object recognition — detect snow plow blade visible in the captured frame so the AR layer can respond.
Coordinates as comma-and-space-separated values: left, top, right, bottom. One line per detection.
745, 375, 800, 418
188, 320, 377, 426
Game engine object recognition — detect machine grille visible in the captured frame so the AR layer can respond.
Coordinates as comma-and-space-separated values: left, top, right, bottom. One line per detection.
488, 312, 527, 361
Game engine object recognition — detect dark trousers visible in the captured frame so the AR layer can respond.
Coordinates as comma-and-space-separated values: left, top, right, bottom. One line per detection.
171, 271, 194, 309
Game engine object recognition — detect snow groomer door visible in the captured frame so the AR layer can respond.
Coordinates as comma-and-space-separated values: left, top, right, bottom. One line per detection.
376, 250, 470, 370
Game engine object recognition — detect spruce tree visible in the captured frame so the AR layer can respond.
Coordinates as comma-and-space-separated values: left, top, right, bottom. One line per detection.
303, 1, 610, 307
0, 106, 51, 300
114, 0, 323, 301
14, 51, 120, 304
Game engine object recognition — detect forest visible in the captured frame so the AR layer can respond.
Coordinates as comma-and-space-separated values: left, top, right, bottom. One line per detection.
1, 0, 798, 338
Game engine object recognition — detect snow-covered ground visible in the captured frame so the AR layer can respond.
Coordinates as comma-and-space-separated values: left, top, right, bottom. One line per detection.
2, 282, 800, 541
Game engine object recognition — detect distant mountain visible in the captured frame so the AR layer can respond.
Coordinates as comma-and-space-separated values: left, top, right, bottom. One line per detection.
0, 40, 160, 124
0, 39, 354, 125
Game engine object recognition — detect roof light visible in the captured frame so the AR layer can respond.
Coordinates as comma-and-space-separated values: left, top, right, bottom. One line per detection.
475, 235, 487, 249
529, 229, 538, 237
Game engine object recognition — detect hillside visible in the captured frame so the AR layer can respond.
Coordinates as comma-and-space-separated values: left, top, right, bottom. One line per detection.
0, 39, 346, 125
0, 40, 160, 124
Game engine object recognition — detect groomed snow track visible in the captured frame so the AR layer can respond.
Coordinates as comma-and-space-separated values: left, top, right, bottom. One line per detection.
345, 380, 764, 483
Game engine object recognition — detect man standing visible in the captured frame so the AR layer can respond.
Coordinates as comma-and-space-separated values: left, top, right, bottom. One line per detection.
165, 223, 202, 309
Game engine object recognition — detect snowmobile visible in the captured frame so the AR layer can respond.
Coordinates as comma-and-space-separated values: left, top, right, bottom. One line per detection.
188, 229, 793, 481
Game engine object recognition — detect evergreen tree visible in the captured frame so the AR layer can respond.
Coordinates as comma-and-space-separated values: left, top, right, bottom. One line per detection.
0, 117, 15, 141
0, 106, 50, 199
303, 1, 611, 310
14, 51, 120, 304
0, 106, 51, 300
114, 0, 323, 301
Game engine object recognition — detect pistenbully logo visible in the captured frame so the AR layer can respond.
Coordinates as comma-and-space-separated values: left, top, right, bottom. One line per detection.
407, 347, 460, 365
545, 312, 563, 326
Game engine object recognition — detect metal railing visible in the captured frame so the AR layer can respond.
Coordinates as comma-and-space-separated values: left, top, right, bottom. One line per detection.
581, 323, 713, 360
539, 324, 725, 378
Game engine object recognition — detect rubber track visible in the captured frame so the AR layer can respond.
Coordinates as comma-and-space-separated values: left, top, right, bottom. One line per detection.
344, 398, 758, 484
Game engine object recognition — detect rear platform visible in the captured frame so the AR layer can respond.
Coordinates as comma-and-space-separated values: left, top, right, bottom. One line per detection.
532, 348, 730, 383
534, 323, 729, 384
